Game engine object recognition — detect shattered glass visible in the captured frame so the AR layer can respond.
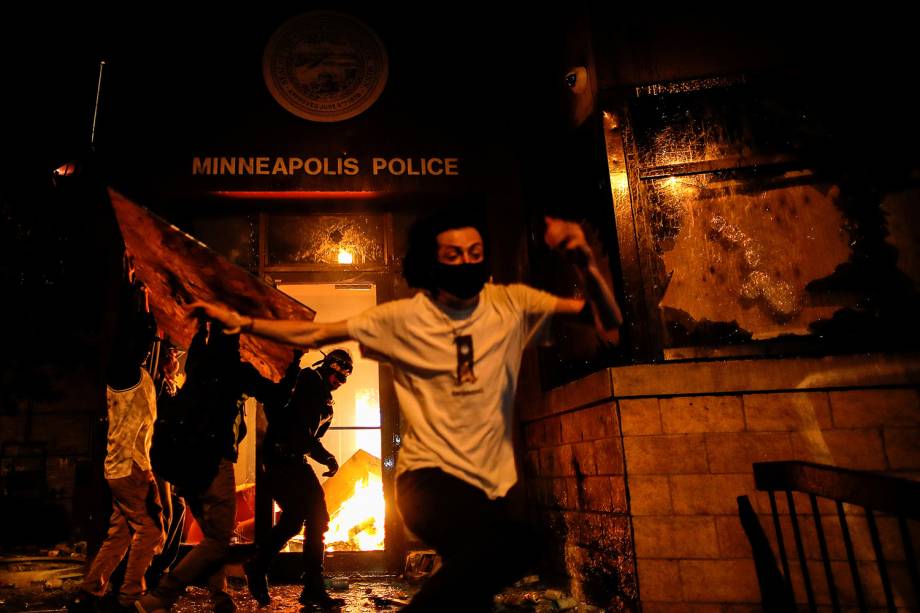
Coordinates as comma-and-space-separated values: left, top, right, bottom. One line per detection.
616, 73, 920, 354
648, 171, 852, 341
266, 214, 385, 267
630, 76, 815, 170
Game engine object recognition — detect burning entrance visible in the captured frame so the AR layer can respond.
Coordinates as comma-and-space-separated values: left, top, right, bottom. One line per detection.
277, 283, 386, 554
282, 449, 385, 552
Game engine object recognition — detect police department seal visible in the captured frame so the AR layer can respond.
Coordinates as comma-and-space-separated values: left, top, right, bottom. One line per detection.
263, 11, 388, 122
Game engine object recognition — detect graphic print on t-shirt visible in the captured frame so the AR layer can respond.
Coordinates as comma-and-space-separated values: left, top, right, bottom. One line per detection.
454, 335, 477, 384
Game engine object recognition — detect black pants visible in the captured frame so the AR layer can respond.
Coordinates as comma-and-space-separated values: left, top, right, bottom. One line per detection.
252, 458, 329, 580
146, 476, 186, 589
396, 468, 535, 612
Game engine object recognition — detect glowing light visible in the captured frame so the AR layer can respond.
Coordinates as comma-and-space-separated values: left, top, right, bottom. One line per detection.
53, 162, 78, 177
661, 175, 701, 199
212, 190, 381, 200
286, 216, 383, 265
603, 111, 619, 129
324, 473, 385, 551
610, 173, 629, 193
355, 389, 382, 457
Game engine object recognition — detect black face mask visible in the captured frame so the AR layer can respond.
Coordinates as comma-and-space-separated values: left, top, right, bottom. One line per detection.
434, 262, 488, 300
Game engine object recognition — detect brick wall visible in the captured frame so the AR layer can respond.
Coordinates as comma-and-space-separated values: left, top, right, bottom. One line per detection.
519, 369, 639, 611
518, 352, 920, 611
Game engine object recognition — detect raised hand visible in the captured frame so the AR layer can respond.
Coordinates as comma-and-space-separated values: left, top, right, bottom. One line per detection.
188, 301, 249, 334
544, 216, 594, 269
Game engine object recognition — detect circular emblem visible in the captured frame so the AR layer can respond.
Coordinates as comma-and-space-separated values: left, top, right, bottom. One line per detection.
263, 11, 388, 123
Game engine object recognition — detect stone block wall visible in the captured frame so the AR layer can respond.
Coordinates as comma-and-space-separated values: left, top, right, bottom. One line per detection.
519, 369, 639, 611
518, 353, 920, 611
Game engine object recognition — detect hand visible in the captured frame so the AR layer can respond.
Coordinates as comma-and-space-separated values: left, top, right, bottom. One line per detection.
123, 251, 136, 284
322, 457, 339, 478
544, 217, 594, 269
139, 283, 151, 313
188, 301, 248, 334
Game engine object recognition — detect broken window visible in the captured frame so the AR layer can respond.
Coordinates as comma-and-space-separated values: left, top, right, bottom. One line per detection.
650, 170, 851, 344
609, 74, 920, 358
266, 214, 387, 269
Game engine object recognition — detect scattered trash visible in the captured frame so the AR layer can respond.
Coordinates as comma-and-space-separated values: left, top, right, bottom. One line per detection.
328, 577, 349, 590
0, 557, 84, 590
40, 542, 85, 563
515, 573, 541, 586
1, 565, 606, 613
52, 543, 73, 555
42, 577, 63, 590
494, 582, 603, 612
370, 594, 410, 609
554, 596, 578, 610
403, 549, 441, 583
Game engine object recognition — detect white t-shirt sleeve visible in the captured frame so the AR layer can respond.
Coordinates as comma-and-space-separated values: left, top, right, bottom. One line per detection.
506, 283, 559, 345
347, 301, 400, 360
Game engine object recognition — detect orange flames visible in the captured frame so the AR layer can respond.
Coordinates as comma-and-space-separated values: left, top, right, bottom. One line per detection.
280, 449, 386, 553
324, 471, 385, 551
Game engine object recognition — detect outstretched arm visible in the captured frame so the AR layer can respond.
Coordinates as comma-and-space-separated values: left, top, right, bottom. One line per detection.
543, 216, 623, 343
188, 301, 352, 349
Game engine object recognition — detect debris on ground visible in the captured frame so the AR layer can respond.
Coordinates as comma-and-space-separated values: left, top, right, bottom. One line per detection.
515, 574, 541, 586
494, 581, 603, 612
402, 549, 440, 583
369, 594, 411, 609
1, 555, 610, 612
328, 576, 350, 591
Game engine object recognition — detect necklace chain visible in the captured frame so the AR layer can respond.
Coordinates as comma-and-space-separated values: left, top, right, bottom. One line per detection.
431, 300, 473, 339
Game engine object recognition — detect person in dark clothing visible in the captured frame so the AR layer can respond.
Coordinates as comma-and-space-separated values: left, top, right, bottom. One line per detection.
244, 349, 353, 609
137, 319, 298, 613
145, 345, 187, 590
191, 212, 623, 612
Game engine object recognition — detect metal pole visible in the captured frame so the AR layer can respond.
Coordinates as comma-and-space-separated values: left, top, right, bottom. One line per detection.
90, 60, 106, 148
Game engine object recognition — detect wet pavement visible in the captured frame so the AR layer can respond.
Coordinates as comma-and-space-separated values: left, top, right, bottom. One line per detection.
1, 555, 603, 612
0, 576, 609, 612
0, 575, 415, 612
166, 578, 418, 612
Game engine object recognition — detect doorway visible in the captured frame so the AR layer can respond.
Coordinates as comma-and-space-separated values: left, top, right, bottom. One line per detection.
274, 282, 383, 554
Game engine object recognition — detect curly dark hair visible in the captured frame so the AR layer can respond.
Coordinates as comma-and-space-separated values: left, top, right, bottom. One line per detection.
401, 206, 490, 292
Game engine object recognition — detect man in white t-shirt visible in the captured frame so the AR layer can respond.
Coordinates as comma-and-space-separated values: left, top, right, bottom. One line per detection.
192, 211, 622, 611
70, 260, 164, 613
